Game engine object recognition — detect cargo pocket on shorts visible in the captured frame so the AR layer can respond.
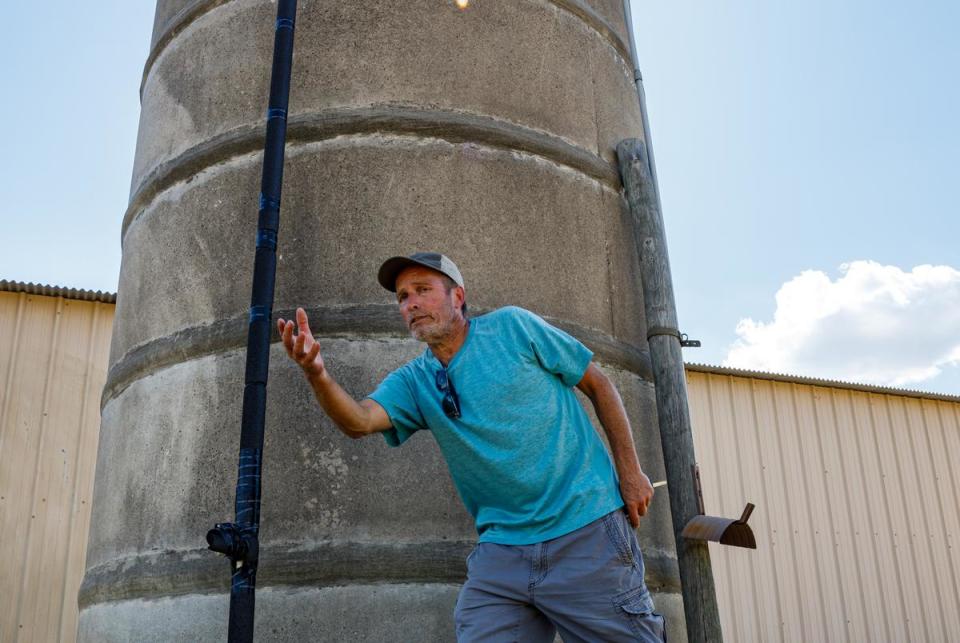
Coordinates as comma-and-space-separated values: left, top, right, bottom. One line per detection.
601, 511, 635, 566
614, 586, 666, 641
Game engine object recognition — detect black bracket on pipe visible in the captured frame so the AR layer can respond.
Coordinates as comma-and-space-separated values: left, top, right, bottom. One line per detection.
207, 522, 259, 569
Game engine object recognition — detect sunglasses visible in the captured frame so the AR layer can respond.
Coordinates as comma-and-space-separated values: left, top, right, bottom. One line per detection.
435, 367, 461, 419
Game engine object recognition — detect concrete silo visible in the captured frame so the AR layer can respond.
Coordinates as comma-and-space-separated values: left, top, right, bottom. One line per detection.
80, 1, 685, 640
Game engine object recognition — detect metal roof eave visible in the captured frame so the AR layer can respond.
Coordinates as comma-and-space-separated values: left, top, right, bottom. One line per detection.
684, 362, 960, 404
0, 279, 117, 304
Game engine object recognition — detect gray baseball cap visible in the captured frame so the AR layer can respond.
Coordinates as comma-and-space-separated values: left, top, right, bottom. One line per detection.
377, 252, 465, 292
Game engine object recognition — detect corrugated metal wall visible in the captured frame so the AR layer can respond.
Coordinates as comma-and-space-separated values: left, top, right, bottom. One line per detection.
0, 291, 113, 642
687, 369, 960, 643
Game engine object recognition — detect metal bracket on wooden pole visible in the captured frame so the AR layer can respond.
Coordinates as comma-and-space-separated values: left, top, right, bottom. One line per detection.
616, 138, 723, 643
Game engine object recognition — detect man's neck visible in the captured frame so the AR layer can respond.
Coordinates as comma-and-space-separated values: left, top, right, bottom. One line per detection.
428, 318, 470, 366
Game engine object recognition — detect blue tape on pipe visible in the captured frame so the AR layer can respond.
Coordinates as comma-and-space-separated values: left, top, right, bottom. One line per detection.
249, 306, 270, 324
259, 193, 281, 211
232, 566, 252, 590
235, 449, 262, 522
276, 18, 294, 30
267, 108, 287, 121
256, 229, 277, 250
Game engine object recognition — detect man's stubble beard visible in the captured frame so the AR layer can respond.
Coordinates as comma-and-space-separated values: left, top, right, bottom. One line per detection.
411, 321, 451, 344
409, 300, 458, 344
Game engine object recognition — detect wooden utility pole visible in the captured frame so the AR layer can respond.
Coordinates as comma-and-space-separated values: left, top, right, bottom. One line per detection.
617, 138, 723, 643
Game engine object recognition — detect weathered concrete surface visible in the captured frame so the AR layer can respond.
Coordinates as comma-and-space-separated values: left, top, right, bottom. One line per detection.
79, 584, 461, 642
79, 585, 686, 642
132, 0, 642, 192
148, 0, 631, 52
88, 343, 469, 569
112, 137, 642, 366
84, 0, 686, 640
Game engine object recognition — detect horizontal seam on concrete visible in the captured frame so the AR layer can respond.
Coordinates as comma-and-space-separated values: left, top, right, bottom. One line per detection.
121, 106, 621, 245
84, 582, 466, 612
139, 0, 630, 100
101, 305, 653, 410
550, 0, 631, 59
79, 541, 475, 608
140, 0, 232, 100
79, 541, 679, 607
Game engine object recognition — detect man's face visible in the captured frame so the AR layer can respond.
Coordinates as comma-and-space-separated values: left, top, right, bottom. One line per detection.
395, 266, 464, 343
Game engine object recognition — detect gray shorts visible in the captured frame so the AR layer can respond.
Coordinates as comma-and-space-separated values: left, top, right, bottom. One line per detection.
454, 509, 667, 642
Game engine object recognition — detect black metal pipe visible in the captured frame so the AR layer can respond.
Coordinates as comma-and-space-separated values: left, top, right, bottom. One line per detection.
206, 2, 298, 641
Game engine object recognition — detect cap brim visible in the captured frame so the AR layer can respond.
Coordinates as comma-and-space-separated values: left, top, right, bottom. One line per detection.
377, 256, 421, 292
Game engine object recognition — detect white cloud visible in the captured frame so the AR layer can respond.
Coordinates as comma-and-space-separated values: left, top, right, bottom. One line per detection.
724, 261, 960, 387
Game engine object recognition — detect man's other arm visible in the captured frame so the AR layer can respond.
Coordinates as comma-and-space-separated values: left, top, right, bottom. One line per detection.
576, 362, 654, 528
278, 308, 392, 439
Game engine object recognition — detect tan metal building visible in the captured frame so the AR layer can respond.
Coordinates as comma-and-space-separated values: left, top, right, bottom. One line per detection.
2, 281, 958, 641
0, 281, 115, 643
687, 363, 960, 643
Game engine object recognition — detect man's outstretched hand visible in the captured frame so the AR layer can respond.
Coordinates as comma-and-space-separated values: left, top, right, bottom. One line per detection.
277, 307, 326, 378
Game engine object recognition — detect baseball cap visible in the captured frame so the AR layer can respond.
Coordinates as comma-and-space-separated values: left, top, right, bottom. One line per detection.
377, 252, 465, 292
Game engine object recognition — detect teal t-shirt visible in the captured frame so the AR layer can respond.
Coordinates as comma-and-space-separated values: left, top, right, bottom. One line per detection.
367, 306, 624, 545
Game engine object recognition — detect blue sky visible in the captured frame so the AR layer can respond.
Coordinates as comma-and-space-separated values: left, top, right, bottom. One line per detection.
634, 1, 959, 393
1, 1, 957, 394
0, 1, 151, 291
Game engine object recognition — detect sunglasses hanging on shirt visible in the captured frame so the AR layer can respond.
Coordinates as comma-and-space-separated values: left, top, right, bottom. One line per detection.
435, 367, 462, 419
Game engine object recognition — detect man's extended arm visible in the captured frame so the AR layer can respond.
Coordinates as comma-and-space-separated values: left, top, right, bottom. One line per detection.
576, 362, 654, 528
278, 308, 392, 439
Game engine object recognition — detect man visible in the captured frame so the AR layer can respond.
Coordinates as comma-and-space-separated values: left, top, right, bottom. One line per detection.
277, 252, 665, 642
